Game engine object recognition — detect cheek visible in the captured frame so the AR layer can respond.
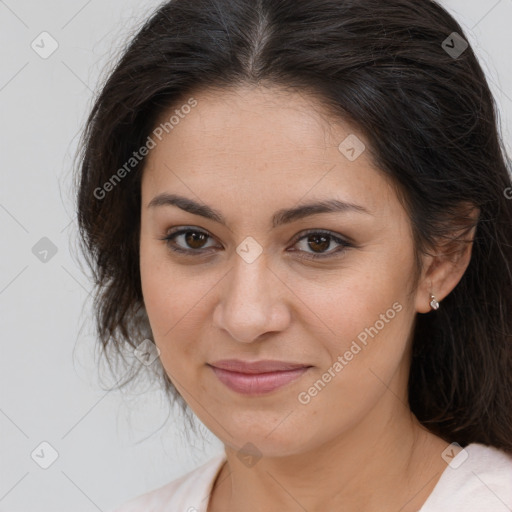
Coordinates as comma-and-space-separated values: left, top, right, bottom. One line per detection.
310, 250, 413, 346
293, 295, 413, 446
139, 241, 167, 332
139, 238, 184, 353
139, 239, 215, 370
298, 245, 416, 396
309, 280, 411, 379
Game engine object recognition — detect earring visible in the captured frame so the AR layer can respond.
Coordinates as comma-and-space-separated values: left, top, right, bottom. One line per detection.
429, 294, 440, 310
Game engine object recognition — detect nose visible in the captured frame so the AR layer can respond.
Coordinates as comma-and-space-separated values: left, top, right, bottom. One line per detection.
212, 252, 291, 343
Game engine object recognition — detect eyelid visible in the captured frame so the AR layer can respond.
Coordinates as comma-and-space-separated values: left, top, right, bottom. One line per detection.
162, 226, 220, 253
287, 229, 353, 260
289, 228, 354, 247
161, 226, 353, 259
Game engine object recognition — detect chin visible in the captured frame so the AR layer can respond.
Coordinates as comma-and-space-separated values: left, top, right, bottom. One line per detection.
210, 413, 319, 459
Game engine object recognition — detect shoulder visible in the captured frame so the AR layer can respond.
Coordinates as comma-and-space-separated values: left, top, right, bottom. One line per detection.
109, 453, 226, 512
421, 443, 512, 511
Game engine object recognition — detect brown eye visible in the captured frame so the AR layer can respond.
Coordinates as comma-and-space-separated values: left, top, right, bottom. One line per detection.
305, 233, 331, 253
161, 227, 352, 261
290, 230, 352, 260
162, 227, 218, 254
183, 231, 209, 249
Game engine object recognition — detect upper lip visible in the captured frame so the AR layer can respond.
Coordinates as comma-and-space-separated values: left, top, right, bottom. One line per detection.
209, 359, 311, 374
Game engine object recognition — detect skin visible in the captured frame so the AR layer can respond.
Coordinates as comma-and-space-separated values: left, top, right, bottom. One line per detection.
139, 85, 475, 512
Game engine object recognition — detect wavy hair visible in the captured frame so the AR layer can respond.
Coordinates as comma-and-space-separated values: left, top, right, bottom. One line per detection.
75, 0, 512, 450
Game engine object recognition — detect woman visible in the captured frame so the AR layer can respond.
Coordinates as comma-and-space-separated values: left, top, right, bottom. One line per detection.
75, 0, 512, 510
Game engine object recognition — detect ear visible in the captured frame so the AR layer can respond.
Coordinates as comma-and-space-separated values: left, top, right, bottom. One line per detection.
415, 204, 480, 314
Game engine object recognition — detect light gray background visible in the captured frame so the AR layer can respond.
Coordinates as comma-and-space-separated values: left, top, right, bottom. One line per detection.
1, 1, 511, 511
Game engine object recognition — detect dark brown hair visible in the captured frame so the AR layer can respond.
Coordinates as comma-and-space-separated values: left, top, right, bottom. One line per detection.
75, 0, 512, 451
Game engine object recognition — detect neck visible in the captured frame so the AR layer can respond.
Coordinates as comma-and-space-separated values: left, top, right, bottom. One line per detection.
209, 392, 450, 512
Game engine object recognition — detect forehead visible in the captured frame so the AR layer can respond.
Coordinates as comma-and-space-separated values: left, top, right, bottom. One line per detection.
150, 85, 353, 158
141, 85, 398, 219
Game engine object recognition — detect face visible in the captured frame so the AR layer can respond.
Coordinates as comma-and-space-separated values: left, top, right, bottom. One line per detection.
139, 85, 421, 457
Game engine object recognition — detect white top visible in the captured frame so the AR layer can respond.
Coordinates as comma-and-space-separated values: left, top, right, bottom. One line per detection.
110, 443, 512, 511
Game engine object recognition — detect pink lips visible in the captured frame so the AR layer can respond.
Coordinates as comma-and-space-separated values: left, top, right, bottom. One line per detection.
208, 359, 311, 395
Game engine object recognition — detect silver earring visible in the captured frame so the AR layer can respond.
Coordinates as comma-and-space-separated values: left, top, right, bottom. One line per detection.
430, 294, 440, 310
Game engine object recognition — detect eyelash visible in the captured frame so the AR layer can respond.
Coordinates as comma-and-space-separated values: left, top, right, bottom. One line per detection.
160, 227, 353, 261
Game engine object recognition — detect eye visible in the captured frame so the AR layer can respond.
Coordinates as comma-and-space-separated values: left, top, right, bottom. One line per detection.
160, 227, 353, 260
288, 229, 353, 260
161, 227, 219, 255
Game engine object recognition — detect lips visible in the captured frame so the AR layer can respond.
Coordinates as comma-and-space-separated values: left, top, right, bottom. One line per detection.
208, 359, 312, 395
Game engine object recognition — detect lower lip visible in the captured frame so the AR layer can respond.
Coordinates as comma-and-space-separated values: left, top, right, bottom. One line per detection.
209, 366, 310, 395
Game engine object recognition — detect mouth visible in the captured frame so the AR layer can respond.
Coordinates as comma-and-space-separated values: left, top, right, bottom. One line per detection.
207, 359, 312, 395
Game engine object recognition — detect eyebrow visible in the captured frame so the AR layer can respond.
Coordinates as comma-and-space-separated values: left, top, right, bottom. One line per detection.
147, 193, 371, 228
